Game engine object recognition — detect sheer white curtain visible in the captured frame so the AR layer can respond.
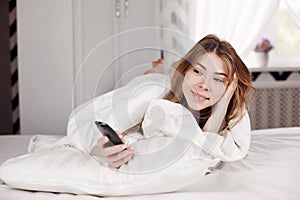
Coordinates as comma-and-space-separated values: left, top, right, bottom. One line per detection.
193, 0, 280, 57
284, 0, 300, 26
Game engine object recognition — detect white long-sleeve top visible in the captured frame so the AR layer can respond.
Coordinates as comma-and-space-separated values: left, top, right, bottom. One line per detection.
66, 73, 251, 165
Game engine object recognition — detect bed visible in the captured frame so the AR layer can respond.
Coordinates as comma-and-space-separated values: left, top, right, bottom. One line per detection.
1, 127, 300, 200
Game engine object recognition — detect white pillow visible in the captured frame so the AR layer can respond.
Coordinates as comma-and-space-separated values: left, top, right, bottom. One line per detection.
0, 145, 220, 196
0, 99, 223, 196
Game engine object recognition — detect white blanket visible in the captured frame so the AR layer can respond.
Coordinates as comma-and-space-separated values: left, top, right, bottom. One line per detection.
66, 73, 171, 153
0, 74, 251, 196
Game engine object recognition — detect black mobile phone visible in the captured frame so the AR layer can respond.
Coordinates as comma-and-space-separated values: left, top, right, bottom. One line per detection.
95, 121, 124, 147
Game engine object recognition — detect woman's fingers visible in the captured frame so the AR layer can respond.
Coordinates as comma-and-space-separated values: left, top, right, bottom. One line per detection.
97, 136, 109, 146
107, 148, 133, 163
216, 73, 238, 108
227, 73, 237, 89
225, 73, 238, 98
101, 144, 127, 157
230, 73, 238, 89
109, 152, 134, 169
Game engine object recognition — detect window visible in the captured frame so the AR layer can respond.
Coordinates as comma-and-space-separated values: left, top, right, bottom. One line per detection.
276, 1, 300, 55
246, 0, 300, 68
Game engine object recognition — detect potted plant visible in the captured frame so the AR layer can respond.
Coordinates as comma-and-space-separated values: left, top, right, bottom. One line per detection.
254, 38, 274, 67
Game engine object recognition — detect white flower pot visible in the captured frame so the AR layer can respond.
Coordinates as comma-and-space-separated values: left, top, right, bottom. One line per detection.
255, 52, 269, 67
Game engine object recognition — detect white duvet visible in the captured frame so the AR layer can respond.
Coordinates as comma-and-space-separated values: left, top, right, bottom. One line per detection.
0, 74, 251, 196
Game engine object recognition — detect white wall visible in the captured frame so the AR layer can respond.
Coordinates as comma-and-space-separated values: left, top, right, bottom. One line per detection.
73, 0, 161, 106
17, 0, 161, 135
18, 0, 74, 135
72, 0, 116, 106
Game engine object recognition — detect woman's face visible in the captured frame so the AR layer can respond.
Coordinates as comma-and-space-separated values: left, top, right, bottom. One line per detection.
182, 53, 229, 111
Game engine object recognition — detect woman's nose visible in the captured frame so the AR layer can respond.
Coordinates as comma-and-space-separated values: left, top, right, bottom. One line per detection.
198, 76, 210, 90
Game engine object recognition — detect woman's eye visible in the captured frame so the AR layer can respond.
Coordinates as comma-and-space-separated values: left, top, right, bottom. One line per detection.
193, 69, 202, 75
213, 78, 224, 83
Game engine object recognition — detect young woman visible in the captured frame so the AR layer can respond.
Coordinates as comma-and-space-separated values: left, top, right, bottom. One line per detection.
90, 34, 255, 169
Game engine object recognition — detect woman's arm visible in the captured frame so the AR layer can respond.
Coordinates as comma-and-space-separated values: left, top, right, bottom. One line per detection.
203, 74, 238, 133
141, 99, 251, 162
201, 74, 251, 161
201, 111, 251, 162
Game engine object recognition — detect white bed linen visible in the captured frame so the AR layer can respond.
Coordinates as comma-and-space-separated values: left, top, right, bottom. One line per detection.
1, 127, 300, 199
0, 135, 33, 164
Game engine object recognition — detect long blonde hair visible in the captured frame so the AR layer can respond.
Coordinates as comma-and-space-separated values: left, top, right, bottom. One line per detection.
126, 34, 255, 136
163, 34, 255, 132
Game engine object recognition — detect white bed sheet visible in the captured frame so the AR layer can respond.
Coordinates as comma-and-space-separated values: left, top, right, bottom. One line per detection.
1, 127, 300, 200
0, 135, 32, 164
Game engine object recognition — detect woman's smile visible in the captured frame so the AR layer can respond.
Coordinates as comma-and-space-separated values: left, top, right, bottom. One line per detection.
191, 90, 209, 102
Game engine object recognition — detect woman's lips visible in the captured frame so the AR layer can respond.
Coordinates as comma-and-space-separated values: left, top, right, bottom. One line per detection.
191, 91, 209, 102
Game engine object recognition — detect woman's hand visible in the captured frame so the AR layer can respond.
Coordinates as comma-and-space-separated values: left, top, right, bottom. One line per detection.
144, 58, 164, 74
203, 74, 238, 133
90, 131, 134, 169
217, 73, 238, 109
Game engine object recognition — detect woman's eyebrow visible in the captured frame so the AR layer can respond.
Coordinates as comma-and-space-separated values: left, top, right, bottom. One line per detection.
214, 72, 228, 77
196, 62, 228, 77
196, 63, 207, 70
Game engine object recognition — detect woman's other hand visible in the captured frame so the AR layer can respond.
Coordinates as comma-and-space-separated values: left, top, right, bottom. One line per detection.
90, 131, 134, 169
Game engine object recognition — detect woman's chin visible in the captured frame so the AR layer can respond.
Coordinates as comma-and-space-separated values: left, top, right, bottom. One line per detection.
186, 102, 206, 112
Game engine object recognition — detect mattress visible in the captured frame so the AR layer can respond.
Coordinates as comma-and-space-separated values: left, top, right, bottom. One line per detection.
1, 127, 300, 200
